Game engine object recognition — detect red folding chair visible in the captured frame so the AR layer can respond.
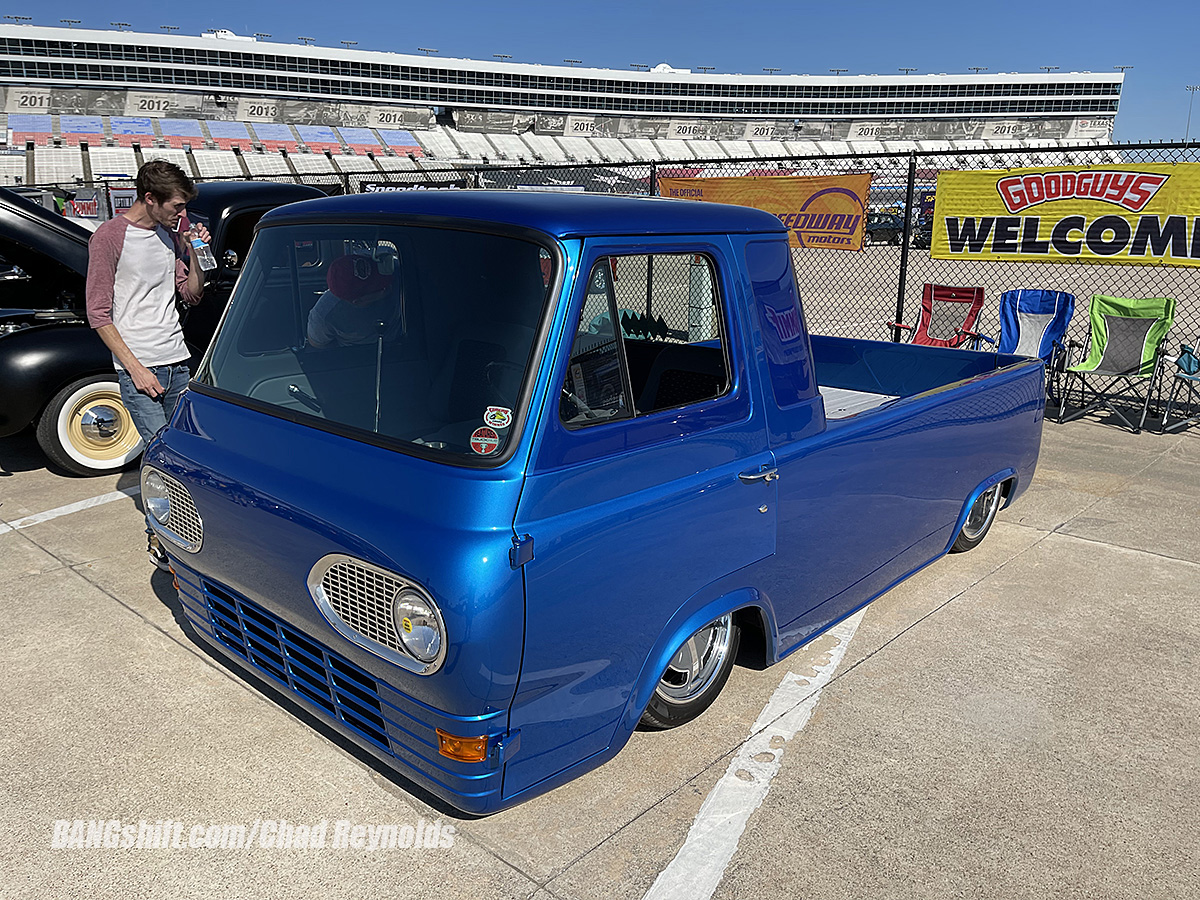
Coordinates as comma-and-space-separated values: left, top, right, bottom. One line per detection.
889, 284, 987, 348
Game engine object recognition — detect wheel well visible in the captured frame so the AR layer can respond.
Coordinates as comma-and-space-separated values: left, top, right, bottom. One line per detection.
732, 606, 771, 670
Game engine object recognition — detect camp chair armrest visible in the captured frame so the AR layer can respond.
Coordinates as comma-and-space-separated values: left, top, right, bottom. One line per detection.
887, 321, 914, 332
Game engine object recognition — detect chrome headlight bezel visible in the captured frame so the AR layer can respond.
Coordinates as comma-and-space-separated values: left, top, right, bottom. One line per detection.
308, 555, 447, 675
140, 466, 203, 553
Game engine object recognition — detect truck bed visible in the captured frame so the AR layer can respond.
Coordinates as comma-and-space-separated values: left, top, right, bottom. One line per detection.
812, 334, 1037, 421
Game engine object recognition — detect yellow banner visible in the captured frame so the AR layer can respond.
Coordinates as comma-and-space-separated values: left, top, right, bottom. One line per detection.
931, 163, 1200, 266
658, 174, 872, 250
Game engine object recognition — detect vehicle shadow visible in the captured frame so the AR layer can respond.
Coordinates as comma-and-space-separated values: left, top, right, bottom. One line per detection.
0, 429, 49, 477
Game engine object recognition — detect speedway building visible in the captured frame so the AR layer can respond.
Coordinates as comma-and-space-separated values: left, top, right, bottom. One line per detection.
0, 23, 1123, 185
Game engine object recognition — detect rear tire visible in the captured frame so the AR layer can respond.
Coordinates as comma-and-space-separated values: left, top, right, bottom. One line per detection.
36, 375, 144, 476
641, 614, 740, 729
951, 483, 1004, 553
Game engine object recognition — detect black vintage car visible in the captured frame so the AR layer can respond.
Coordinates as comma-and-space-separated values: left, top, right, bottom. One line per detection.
863, 211, 904, 245
0, 180, 325, 475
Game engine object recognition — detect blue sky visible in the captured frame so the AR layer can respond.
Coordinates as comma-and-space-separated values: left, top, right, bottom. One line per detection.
25, 0, 1200, 141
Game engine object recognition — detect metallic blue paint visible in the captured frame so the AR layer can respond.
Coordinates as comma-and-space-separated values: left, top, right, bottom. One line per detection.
148, 194, 1044, 814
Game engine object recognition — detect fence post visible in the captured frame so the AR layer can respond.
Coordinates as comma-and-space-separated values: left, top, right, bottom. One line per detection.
342, 171, 351, 195
892, 151, 918, 342
650, 160, 658, 196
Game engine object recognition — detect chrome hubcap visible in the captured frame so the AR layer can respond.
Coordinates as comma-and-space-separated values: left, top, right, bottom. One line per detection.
962, 484, 1002, 541
656, 614, 733, 704
80, 405, 122, 442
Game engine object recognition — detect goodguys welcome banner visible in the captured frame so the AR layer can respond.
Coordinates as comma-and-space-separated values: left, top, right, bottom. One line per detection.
932, 164, 1200, 267
657, 174, 872, 250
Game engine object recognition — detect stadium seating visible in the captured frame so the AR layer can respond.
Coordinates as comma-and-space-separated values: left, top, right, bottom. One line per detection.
192, 149, 246, 179
158, 118, 204, 149
487, 133, 534, 161
242, 151, 292, 177
587, 137, 635, 162
247, 122, 300, 153
689, 141, 730, 160
58, 115, 104, 147
450, 130, 494, 160
407, 125, 455, 159
752, 141, 790, 158
206, 120, 252, 150
9, 114, 54, 147
295, 125, 342, 154
87, 147, 139, 179
336, 126, 385, 156
375, 155, 420, 172
289, 153, 337, 175
519, 133, 570, 163
0, 155, 26, 185
109, 116, 156, 147
34, 147, 84, 184
557, 136, 599, 162
336, 154, 381, 173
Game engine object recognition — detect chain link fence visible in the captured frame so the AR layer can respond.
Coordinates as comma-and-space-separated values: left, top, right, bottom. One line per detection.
36, 141, 1200, 349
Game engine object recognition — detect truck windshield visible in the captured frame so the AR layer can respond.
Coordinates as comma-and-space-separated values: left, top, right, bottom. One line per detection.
196, 223, 553, 461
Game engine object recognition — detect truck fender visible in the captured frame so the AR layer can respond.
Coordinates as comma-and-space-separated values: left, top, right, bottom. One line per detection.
944, 468, 1018, 553
616, 585, 778, 736
0, 325, 113, 437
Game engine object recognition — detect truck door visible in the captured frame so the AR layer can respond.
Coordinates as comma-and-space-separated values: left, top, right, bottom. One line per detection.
506, 239, 775, 798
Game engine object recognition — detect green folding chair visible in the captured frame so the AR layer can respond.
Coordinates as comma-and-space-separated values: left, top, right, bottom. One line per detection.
1055, 294, 1176, 433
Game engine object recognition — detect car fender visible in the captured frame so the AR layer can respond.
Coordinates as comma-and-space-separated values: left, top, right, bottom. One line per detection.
615, 580, 778, 737
943, 467, 1018, 553
0, 324, 113, 437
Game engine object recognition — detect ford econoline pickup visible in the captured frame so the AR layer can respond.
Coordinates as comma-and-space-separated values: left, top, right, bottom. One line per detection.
143, 191, 1044, 814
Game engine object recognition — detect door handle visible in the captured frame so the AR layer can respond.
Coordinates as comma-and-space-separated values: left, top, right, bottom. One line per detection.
738, 466, 779, 484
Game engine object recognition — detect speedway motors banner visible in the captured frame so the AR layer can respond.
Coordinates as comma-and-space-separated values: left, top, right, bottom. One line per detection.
658, 174, 872, 250
932, 164, 1200, 267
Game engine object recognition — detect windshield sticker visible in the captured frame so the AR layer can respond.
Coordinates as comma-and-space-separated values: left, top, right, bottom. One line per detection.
470, 427, 501, 455
484, 406, 513, 429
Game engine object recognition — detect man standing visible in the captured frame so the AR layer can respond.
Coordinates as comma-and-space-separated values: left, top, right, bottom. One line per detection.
86, 160, 210, 440
86, 160, 210, 568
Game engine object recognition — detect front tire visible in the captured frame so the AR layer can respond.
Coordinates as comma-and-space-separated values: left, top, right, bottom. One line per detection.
36, 375, 144, 476
951, 483, 1004, 553
641, 614, 740, 729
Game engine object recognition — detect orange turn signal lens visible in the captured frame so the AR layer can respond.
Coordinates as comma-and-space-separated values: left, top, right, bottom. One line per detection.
436, 729, 489, 763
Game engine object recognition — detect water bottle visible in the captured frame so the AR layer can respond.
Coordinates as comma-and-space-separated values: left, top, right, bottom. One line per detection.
189, 234, 218, 272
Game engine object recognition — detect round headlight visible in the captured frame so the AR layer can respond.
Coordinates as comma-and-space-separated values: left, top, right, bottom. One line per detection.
142, 469, 171, 525
392, 588, 443, 664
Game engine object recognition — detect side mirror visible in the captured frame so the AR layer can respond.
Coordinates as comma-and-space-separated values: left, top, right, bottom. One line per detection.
223, 249, 240, 270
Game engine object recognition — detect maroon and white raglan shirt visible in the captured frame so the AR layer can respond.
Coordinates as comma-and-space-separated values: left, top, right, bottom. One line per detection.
85, 216, 202, 369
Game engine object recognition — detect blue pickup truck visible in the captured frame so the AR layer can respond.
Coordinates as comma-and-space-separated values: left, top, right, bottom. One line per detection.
143, 191, 1044, 814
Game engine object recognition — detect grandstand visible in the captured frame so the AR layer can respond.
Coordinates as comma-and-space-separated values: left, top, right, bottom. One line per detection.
0, 23, 1123, 186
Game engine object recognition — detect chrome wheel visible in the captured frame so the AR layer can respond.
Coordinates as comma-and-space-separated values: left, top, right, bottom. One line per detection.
641, 614, 741, 729
37, 376, 144, 475
952, 482, 1004, 552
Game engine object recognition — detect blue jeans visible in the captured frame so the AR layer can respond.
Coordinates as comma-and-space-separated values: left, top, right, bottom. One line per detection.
118, 363, 191, 443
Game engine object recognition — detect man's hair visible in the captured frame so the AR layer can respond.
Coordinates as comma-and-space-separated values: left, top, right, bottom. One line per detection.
135, 159, 197, 205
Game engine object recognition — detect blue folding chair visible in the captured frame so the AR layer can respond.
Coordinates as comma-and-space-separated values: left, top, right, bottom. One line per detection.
997, 289, 1075, 398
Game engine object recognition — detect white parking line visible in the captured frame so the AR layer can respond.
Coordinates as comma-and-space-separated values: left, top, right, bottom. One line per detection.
0, 485, 142, 535
643, 609, 864, 900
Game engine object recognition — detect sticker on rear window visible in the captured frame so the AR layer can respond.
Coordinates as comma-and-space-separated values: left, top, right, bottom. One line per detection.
470, 426, 500, 455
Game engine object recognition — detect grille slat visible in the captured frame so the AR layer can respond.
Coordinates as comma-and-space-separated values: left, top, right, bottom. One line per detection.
157, 472, 203, 549
201, 579, 394, 756
320, 561, 406, 653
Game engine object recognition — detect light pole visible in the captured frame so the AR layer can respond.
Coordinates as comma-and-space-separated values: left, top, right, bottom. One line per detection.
969, 66, 988, 75
61, 18, 81, 27
1187, 85, 1200, 141
829, 68, 848, 76
298, 36, 315, 46
899, 67, 917, 75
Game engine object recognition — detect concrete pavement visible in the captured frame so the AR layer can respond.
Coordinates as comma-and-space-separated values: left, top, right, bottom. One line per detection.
1, 419, 1196, 899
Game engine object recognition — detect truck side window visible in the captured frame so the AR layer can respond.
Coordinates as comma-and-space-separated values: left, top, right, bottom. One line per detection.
561, 253, 730, 428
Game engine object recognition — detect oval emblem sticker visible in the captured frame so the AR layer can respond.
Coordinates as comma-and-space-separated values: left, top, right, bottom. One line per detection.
484, 406, 513, 429
470, 426, 501, 456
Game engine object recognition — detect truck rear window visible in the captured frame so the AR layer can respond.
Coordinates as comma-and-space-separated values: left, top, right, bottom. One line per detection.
196, 223, 553, 461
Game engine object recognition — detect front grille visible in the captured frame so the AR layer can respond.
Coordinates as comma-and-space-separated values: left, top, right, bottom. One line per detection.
319, 559, 406, 655
202, 579, 393, 755
161, 471, 203, 550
